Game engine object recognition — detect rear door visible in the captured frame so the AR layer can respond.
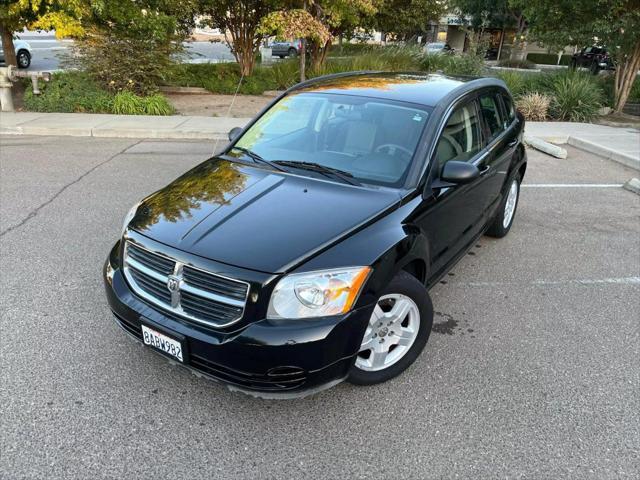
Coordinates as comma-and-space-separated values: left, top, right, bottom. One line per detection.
475, 89, 513, 219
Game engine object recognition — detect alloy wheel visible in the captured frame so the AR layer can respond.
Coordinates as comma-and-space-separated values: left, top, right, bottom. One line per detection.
502, 179, 518, 229
355, 294, 420, 372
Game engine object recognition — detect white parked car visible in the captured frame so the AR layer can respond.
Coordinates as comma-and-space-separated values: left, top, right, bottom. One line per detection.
0, 39, 32, 68
425, 42, 453, 55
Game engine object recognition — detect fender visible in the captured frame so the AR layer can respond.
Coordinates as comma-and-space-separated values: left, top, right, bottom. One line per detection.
294, 195, 432, 309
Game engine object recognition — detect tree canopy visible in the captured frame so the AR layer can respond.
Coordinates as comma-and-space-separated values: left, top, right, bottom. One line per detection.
523, 0, 640, 111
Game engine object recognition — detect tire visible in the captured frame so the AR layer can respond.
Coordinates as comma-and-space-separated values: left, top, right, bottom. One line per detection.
278, 55, 285, 59
348, 271, 434, 385
288, 48, 297, 58
485, 174, 521, 238
17, 50, 31, 69
589, 62, 600, 75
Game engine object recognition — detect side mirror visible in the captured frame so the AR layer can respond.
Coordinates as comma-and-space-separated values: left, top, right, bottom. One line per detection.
441, 161, 480, 184
228, 126, 242, 142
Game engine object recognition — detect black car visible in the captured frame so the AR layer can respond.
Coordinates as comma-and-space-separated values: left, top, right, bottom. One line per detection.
570, 46, 614, 74
104, 72, 526, 397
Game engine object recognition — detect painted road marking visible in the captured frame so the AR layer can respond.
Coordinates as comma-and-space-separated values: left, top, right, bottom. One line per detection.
522, 184, 624, 188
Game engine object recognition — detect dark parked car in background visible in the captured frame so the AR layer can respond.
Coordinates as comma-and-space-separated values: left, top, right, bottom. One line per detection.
104, 72, 526, 397
570, 46, 614, 74
270, 39, 302, 58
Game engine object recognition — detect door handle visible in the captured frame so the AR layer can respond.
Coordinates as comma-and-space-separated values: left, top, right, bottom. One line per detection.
479, 165, 490, 175
508, 139, 518, 147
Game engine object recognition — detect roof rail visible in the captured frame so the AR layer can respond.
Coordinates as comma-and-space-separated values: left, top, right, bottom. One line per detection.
285, 70, 382, 93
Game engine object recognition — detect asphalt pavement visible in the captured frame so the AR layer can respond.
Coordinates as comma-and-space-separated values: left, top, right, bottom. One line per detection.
0, 136, 639, 479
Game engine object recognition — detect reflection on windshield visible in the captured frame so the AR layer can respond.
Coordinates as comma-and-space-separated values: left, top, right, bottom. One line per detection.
132, 161, 247, 229
233, 92, 431, 187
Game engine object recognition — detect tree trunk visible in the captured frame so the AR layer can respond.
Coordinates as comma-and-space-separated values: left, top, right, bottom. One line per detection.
613, 39, 640, 113
310, 39, 331, 72
227, 28, 256, 77
0, 25, 17, 67
300, 38, 306, 82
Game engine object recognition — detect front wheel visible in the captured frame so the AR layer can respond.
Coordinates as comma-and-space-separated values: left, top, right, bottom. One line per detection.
486, 175, 521, 238
348, 271, 433, 385
288, 48, 298, 58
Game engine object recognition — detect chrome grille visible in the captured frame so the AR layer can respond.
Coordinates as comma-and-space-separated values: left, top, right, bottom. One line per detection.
123, 241, 249, 328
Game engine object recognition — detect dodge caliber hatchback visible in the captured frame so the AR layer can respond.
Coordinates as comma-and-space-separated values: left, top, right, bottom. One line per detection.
105, 72, 526, 397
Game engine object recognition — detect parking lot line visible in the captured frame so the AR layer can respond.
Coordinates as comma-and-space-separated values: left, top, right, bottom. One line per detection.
522, 184, 624, 188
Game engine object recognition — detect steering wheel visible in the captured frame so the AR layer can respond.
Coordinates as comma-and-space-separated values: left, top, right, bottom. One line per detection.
375, 143, 413, 157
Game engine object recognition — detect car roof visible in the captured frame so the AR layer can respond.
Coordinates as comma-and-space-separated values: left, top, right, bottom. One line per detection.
289, 71, 508, 108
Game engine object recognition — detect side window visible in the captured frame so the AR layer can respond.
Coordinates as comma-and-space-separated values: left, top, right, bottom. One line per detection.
479, 93, 504, 141
435, 101, 482, 170
501, 93, 516, 126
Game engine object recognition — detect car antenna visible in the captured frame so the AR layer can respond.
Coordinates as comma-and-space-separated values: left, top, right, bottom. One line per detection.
212, 70, 245, 156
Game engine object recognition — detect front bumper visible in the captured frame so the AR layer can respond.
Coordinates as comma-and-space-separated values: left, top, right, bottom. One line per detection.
104, 242, 373, 398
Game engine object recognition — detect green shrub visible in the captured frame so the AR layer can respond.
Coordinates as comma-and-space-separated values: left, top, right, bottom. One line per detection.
142, 94, 175, 115
422, 52, 485, 76
23, 71, 114, 113
497, 59, 536, 70
165, 63, 278, 94
112, 91, 175, 115
495, 71, 526, 96
23, 71, 174, 115
526, 53, 572, 66
549, 71, 604, 121
270, 60, 300, 89
113, 91, 144, 114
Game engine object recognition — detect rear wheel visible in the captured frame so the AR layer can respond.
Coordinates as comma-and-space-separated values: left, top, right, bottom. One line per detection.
486, 174, 521, 238
348, 271, 433, 385
17, 50, 31, 69
288, 48, 297, 58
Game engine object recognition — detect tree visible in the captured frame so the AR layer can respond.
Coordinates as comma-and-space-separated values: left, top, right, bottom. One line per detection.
523, 0, 640, 112
452, 0, 526, 58
375, 0, 444, 42
72, 0, 197, 95
0, 0, 82, 66
259, 7, 331, 80
198, 0, 282, 76
306, 0, 379, 70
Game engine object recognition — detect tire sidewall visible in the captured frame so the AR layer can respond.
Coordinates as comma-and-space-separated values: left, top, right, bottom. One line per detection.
348, 272, 434, 385
486, 173, 521, 238
17, 50, 30, 68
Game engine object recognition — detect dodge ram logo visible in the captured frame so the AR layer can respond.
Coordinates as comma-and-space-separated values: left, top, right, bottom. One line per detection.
167, 275, 181, 307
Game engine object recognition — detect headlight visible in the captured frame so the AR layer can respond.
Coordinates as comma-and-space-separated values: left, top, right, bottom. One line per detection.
267, 267, 371, 319
121, 202, 140, 236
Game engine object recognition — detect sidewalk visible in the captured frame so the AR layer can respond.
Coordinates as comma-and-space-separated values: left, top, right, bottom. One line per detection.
526, 121, 639, 170
1, 112, 638, 170
0, 112, 250, 140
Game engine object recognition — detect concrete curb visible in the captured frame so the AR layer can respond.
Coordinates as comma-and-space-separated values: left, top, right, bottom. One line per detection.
524, 135, 567, 159
0, 112, 250, 140
566, 136, 640, 172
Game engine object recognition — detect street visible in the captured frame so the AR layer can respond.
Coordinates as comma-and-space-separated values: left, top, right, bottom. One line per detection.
1, 136, 639, 478
6, 32, 234, 72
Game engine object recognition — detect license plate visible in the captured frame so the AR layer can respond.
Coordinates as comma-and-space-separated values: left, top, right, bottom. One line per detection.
141, 324, 184, 362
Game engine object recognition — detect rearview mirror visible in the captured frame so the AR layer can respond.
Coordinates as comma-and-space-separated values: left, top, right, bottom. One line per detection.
441, 161, 480, 184
228, 127, 243, 142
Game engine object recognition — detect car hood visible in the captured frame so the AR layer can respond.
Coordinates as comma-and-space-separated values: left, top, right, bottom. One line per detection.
129, 158, 400, 273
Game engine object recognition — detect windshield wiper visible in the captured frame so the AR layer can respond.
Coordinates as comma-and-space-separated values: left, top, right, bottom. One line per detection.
230, 146, 287, 172
273, 161, 361, 186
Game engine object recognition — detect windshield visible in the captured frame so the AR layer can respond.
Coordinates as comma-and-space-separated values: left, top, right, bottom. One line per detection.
231, 92, 431, 187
